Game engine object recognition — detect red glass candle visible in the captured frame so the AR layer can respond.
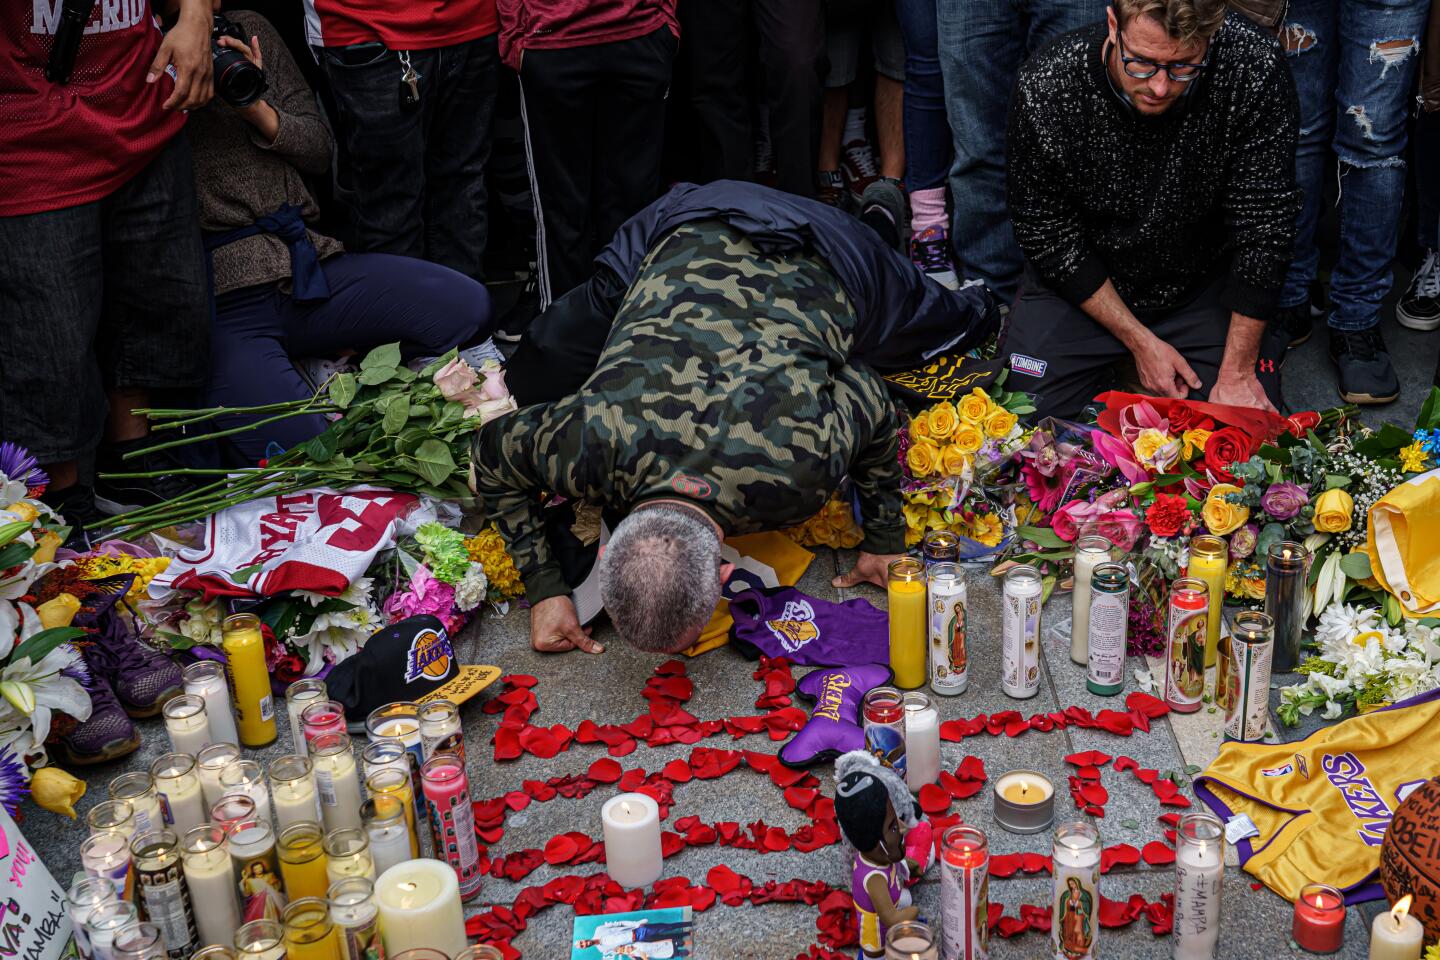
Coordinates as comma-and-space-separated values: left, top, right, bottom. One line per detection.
940, 825, 989, 960
300, 699, 346, 745
1292, 882, 1345, 953
420, 753, 482, 901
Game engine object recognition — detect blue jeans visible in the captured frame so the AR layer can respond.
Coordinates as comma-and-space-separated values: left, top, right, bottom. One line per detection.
896, 0, 949, 192
936, 0, 1106, 300
1278, 0, 1428, 330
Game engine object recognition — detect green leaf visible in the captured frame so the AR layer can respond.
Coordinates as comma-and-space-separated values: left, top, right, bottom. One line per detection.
0, 541, 36, 570
0, 520, 34, 547
10, 626, 86, 667
1121, 818, 1140, 830
328, 372, 357, 409
301, 428, 340, 463
1416, 386, 1440, 430
393, 365, 417, 384
1338, 552, 1372, 581
382, 399, 410, 435
357, 363, 397, 386
410, 439, 457, 486
1324, 474, 1352, 490
1018, 525, 1068, 549
396, 427, 429, 456
1353, 423, 1413, 457
1184, 764, 1202, 776
156, 629, 198, 651
229, 563, 263, 586
417, 349, 458, 380
360, 342, 402, 372
260, 600, 300, 640
1384, 593, 1403, 626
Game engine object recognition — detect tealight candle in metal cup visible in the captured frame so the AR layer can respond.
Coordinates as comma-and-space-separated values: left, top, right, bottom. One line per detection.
992, 769, 1055, 834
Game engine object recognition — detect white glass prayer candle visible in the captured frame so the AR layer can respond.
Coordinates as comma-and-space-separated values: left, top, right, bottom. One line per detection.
270, 755, 324, 831
600, 792, 662, 889
66, 875, 117, 960
235, 919, 287, 960
417, 698, 465, 763
1369, 895, 1424, 960
1051, 822, 1101, 960
884, 919, 939, 960
196, 741, 241, 809
1002, 565, 1043, 699
211, 794, 258, 832
150, 753, 207, 836
365, 704, 425, 824
1070, 535, 1113, 665
374, 859, 468, 957
360, 796, 415, 877
310, 732, 364, 833
81, 829, 133, 900
226, 819, 286, 924
84, 899, 138, 960
112, 922, 167, 960
220, 758, 273, 825
361, 738, 410, 781
130, 829, 197, 959
328, 877, 383, 960
903, 691, 940, 793
286, 678, 329, 751
162, 694, 211, 757
180, 825, 243, 950
109, 771, 165, 837
182, 660, 239, 746
193, 948, 238, 960
364, 768, 420, 860
87, 799, 136, 838
324, 827, 377, 885
1173, 813, 1224, 960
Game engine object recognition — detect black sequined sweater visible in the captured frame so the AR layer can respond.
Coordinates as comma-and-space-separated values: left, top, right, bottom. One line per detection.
1005, 14, 1300, 322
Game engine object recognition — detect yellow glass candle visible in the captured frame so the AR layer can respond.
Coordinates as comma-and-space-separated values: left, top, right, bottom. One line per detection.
1188, 536, 1227, 669
222, 614, 277, 747
888, 558, 927, 689
278, 822, 330, 901
283, 897, 343, 960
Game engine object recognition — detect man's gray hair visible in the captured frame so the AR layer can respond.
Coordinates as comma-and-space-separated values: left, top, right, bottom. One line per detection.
599, 505, 723, 653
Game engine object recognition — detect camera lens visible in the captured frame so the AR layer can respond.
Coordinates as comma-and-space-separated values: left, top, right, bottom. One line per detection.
214, 52, 266, 107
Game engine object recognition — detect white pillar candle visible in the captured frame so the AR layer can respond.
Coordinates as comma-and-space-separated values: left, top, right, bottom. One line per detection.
311, 733, 364, 832
181, 825, 242, 949
220, 759, 273, 826
163, 694, 212, 757
183, 661, 240, 746
1070, 536, 1112, 665
150, 753, 208, 837
269, 755, 323, 831
1369, 896, 1424, 960
374, 859, 468, 957
903, 692, 940, 793
1173, 814, 1224, 960
601, 792, 662, 889
197, 742, 241, 809
285, 678, 328, 751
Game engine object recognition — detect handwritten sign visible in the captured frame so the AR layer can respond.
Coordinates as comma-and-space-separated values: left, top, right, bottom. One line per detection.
0, 806, 74, 960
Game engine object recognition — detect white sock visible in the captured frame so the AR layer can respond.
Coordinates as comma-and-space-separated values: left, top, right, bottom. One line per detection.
843, 107, 867, 143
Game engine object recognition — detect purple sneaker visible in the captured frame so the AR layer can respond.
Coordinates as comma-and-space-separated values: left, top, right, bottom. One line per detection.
83, 621, 184, 719
56, 661, 141, 765
910, 225, 960, 290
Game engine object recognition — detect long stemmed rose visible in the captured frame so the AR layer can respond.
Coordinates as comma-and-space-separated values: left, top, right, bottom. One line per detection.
98, 345, 516, 538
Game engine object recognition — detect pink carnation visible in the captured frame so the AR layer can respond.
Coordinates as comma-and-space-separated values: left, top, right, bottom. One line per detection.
383, 565, 456, 622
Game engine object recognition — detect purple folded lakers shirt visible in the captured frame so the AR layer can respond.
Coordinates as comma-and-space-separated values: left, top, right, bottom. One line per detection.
727, 586, 889, 667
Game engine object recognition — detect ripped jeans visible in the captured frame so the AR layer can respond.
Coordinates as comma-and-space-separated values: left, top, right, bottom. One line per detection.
1278, 0, 1428, 331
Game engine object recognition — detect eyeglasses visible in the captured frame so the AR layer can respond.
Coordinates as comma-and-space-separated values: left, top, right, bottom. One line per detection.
1114, 28, 1209, 82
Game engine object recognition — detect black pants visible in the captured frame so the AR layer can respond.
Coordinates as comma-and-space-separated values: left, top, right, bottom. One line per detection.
678, 0, 824, 197
1000, 273, 1287, 421
519, 27, 677, 307
319, 35, 498, 282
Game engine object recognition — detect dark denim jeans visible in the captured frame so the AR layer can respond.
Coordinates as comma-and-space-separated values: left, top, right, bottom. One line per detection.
896, 0, 949, 192
1278, 0, 1428, 330
936, 0, 1106, 300
319, 35, 498, 282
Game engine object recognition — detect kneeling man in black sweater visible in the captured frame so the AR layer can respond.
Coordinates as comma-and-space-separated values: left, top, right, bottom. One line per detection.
1001, 0, 1299, 420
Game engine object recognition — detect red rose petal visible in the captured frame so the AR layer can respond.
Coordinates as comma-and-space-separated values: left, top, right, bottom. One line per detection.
996, 916, 1028, 938
1126, 691, 1169, 718
989, 854, 1020, 878
1134, 768, 1159, 785
1004, 717, 1030, 737
586, 758, 622, 783
957, 756, 987, 781
1021, 903, 1052, 932
939, 720, 968, 741
1077, 765, 1102, 781
1141, 841, 1177, 866
950, 780, 985, 800
542, 835, 576, 865
1079, 782, 1109, 807
764, 828, 792, 852
661, 832, 686, 858
1101, 843, 1140, 873
662, 759, 693, 783
1099, 895, 1146, 928
987, 904, 1004, 930
1065, 750, 1112, 767
1113, 755, 1138, 773
918, 783, 952, 815
938, 771, 964, 798
1158, 813, 1181, 827
784, 787, 819, 811
1019, 853, 1051, 874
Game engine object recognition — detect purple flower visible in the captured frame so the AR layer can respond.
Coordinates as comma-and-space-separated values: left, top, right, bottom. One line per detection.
0, 746, 29, 817
1260, 482, 1309, 521
0, 441, 48, 492
1229, 523, 1259, 560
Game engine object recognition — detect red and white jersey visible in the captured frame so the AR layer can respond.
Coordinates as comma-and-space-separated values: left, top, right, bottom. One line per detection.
0, 0, 184, 217
303, 0, 497, 51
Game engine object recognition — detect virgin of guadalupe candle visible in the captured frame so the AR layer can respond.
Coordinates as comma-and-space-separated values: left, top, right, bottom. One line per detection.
927, 562, 969, 696
885, 919, 939, 960
87, 799, 136, 838
183, 660, 239, 746
1369, 895, 1424, 960
601, 792, 663, 890
418, 698, 465, 762
374, 858, 469, 957
278, 821, 331, 901
1051, 822, 1101, 960
67, 875, 117, 960
235, 920, 287, 960
301, 699, 348, 747
1086, 563, 1129, 697
1165, 578, 1208, 714
310, 732, 365, 832
1292, 883, 1345, 953
220, 758, 273, 825
327, 876, 383, 960
365, 703, 425, 823
81, 829, 133, 899
226, 819, 288, 921
286, 678, 328, 750
271, 755, 324, 830
130, 830, 197, 960
1186, 536, 1227, 669
84, 899, 138, 960
283, 897, 343, 960
197, 741, 241, 808
150, 753, 206, 835
862, 686, 907, 777
162, 694, 210, 757
363, 770, 421, 860
420, 753, 483, 898
222, 613, 278, 747
940, 825, 989, 960
1265, 541, 1309, 672
110, 771, 165, 837
1223, 611, 1274, 743
1002, 565, 1043, 699
888, 558, 928, 689
1172, 813, 1224, 960
181, 825, 243, 948
111, 922, 166, 960
1070, 535, 1113, 665
324, 827, 377, 885
903, 692, 940, 792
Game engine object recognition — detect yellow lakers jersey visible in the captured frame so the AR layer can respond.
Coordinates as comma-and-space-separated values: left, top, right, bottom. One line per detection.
1194, 690, 1440, 903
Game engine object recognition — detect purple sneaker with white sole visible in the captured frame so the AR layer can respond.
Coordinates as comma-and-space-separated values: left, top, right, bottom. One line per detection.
56, 666, 141, 766
83, 623, 184, 719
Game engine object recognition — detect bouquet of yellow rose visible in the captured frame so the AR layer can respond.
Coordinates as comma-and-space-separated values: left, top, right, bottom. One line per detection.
783, 493, 865, 550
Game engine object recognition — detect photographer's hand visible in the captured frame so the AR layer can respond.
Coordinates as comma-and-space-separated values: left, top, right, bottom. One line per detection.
217, 34, 279, 142
148, 0, 213, 110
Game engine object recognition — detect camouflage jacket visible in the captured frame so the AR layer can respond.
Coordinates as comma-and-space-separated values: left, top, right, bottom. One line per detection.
472, 221, 907, 606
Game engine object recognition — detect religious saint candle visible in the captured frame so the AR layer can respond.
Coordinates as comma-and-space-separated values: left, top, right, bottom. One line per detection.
283, 897, 343, 960
862, 686, 907, 779
271, 755, 324, 830
180, 825, 243, 949
1369, 895, 1423, 960
226, 819, 288, 923
81, 829, 134, 900
183, 660, 239, 747
888, 558, 928, 689
110, 771, 165, 837
66, 875, 117, 960
328, 876, 384, 960
374, 859, 469, 957
222, 613, 278, 747
903, 691, 940, 792
1292, 882, 1346, 954
220, 758, 274, 825
302, 699, 348, 747
1070, 535, 1113, 665
1051, 822, 1101, 960
87, 799, 136, 839
1086, 563, 1129, 697
366, 703, 426, 823
1172, 813, 1224, 960
361, 794, 419, 874
310, 732, 365, 833
324, 827, 377, 885
885, 919, 939, 960
940, 825, 989, 960
1187, 535, 1227, 670
418, 698, 465, 763
601, 791, 663, 890
992, 771, 1055, 835
1165, 578, 1208, 713
84, 899, 138, 960
1224, 611, 1274, 743
420, 753, 483, 898
197, 742, 241, 809
235, 920, 287, 960
162, 694, 210, 758
112, 921, 166, 960
150, 753, 206, 836
927, 561, 969, 696
1002, 565, 1043, 699
278, 821, 331, 901
131, 829, 197, 960
1266, 541, 1309, 672
286, 678, 329, 751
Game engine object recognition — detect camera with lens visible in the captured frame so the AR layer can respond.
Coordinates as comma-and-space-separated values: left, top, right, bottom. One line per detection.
211, 14, 268, 107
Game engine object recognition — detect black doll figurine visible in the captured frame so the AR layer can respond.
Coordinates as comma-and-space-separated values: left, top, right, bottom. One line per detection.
835, 750, 923, 958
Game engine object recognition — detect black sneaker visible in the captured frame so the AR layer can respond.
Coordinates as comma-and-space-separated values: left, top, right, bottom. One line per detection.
815, 169, 849, 210
94, 438, 202, 513
493, 270, 540, 343
1328, 327, 1400, 405
39, 484, 110, 551
1273, 302, 1314, 349
858, 177, 906, 252
1397, 249, 1440, 332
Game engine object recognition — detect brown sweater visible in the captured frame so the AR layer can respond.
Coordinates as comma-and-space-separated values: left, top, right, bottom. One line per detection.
188, 11, 343, 296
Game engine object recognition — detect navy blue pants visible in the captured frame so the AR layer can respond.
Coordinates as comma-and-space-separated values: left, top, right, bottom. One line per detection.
205, 252, 490, 463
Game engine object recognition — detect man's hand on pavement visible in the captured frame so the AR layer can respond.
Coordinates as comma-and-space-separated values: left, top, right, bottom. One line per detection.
833, 551, 906, 590
1133, 333, 1202, 399
530, 595, 605, 655
1209, 370, 1277, 413
149, 7, 213, 111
